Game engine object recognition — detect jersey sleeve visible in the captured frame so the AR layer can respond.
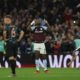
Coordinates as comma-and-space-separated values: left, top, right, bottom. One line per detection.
41, 26, 47, 31
31, 26, 36, 31
19, 27, 25, 32
31, 20, 35, 26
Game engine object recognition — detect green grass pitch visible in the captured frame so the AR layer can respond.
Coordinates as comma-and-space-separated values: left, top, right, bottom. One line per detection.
0, 68, 80, 80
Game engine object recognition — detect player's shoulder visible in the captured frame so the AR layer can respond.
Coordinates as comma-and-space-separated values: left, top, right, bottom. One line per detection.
41, 26, 47, 30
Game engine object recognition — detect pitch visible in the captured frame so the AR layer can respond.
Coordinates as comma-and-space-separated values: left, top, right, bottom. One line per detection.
0, 68, 80, 80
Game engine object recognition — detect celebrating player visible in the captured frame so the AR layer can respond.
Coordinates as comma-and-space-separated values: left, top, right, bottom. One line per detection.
27, 18, 50, 73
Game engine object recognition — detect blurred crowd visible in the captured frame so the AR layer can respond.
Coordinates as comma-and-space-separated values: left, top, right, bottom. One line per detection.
0, 0, 80, 55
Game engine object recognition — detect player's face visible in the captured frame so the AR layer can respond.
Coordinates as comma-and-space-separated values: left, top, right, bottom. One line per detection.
4, 17, 12, 25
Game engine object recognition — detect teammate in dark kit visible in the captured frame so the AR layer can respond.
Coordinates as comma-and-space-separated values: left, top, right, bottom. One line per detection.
3, 16, 24, 77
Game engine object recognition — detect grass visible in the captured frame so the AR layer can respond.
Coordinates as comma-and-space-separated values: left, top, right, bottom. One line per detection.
0, 68, 80, 80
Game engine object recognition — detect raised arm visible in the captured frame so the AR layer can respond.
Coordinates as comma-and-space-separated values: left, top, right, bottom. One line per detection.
44, 19, 51, 31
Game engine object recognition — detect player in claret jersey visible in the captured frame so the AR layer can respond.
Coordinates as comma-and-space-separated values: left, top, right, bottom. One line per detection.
27, 18, 50, 73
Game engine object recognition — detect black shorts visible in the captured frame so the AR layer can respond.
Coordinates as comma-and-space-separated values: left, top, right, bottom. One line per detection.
6, 41, 18, 58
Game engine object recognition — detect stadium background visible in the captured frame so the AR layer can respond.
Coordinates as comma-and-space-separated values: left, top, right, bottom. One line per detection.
0, 0, 80, 68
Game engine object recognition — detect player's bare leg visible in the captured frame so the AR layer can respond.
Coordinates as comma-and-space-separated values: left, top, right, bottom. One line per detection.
68, 52, 76, 67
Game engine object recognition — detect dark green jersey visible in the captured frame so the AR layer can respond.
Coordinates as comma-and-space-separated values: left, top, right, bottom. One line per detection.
5, 25, 22, 43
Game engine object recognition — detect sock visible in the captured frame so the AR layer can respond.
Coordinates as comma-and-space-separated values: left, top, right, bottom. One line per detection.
39, 58, 44, 68
43, 59, 47, 70
10, 60, 16, 75
35, 59, 40, 71
16, 61, 21, 68
5, 61, 9, 68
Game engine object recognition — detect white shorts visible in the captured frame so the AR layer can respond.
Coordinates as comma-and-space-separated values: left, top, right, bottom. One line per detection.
33, 42, 46, 54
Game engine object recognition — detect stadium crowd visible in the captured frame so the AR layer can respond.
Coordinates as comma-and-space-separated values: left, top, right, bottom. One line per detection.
0, 0, 80, 55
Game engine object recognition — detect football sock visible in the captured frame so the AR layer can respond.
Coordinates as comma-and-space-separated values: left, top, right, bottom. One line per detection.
35, 59, 40, 71
43, 59, 47, 70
